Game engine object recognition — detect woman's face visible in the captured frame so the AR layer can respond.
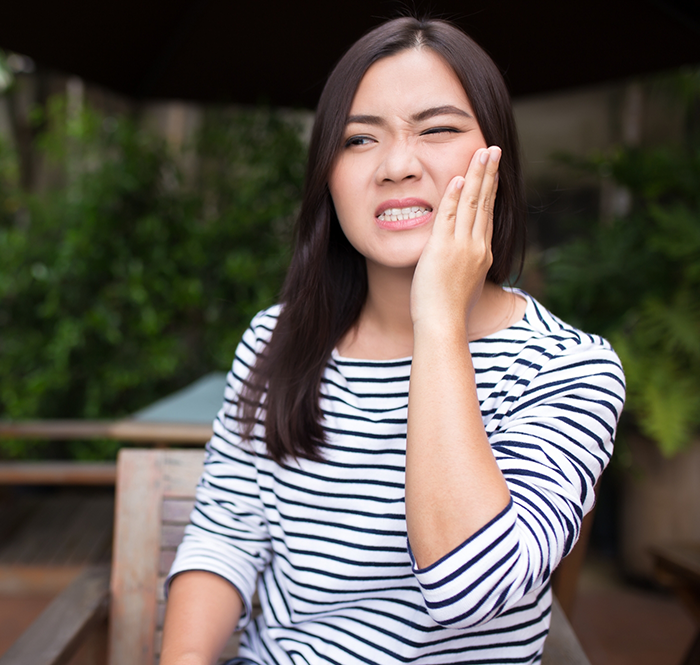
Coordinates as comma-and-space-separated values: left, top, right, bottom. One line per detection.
329, 48, 488, 271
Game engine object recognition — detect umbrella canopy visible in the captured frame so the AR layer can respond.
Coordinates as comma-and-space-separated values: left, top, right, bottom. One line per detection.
2, 0, 700, 107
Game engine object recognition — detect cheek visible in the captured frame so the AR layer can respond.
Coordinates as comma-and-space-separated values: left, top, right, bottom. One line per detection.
427, 141, 486, 194
452, 140, 486, 172
328, 165, 355, 221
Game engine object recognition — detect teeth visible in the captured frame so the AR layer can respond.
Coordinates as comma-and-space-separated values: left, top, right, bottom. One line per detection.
378, 206, 430, 222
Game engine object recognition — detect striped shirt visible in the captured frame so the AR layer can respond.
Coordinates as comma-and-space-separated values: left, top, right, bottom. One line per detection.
168, 292, 625, 664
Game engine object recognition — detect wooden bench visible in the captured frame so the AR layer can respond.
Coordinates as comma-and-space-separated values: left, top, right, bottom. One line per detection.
0, 449, 592, 665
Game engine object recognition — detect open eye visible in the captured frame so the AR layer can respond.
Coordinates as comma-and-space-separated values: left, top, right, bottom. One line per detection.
344, 135, 375, 148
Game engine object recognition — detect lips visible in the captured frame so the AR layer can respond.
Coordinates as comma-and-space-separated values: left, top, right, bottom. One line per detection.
375, 198, 433, 230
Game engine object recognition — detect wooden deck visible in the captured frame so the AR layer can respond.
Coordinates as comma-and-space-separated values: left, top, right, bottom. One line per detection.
0, 486, 114, 662
0, 487, 113, 589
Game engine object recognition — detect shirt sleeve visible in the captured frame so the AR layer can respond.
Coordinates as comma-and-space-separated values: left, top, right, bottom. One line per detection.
166, 312, 275, 630
410, 339, 625, 628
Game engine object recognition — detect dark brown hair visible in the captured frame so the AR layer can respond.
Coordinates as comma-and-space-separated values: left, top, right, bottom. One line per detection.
241, 16, 526, 463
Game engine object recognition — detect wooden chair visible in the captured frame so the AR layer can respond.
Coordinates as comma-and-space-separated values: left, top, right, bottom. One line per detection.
652, 543, 700, 665
0, 449, 591, 665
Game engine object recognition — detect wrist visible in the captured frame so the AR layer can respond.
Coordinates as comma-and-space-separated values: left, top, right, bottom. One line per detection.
413, 316, 468, 346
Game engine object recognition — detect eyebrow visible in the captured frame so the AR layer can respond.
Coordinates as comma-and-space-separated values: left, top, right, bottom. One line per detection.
346, 105, 472, 126
412, 105, 473, 122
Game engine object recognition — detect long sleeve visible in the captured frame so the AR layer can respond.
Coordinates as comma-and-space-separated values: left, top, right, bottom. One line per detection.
411, 325, 625, 628
167, 309, 278, 629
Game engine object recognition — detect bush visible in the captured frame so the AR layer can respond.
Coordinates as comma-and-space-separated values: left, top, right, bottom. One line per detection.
544, 145, 700, 456
0, 99, 306, 459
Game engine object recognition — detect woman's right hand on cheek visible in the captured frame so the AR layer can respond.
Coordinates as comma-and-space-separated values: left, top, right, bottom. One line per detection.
409, 146, 501, 335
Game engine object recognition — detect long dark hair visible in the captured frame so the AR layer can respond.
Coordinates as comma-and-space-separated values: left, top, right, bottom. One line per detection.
241, 16, 526, 464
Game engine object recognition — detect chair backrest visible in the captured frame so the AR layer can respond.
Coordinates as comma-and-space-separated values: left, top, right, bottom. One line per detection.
109, 448, 241, 665
108, 449, 589, 665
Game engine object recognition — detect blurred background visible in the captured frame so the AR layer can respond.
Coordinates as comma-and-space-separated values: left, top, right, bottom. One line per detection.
1, 2, 699, 663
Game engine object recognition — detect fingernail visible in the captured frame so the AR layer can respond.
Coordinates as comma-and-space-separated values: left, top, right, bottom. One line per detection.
479, 149, 489, 165
490, 147, 502, 163
455, 176, 465, 190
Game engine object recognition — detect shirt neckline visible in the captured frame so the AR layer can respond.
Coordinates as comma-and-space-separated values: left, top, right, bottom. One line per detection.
332, 289, 533, 364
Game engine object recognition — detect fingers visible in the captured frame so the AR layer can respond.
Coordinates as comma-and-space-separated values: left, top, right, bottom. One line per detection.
431, 146, 500, 242
432, 175, 465, 238
456, 146, 501, 242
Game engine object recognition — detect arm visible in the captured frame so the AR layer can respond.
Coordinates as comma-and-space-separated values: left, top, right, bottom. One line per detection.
406, 146, 508, 569
162, 314, 276, 658
405, 148, 625, 627
161, 571, 243, 665
411, 340, 623, 627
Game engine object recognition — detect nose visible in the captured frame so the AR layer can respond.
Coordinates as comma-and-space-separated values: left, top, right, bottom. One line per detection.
375, 138, 422, 184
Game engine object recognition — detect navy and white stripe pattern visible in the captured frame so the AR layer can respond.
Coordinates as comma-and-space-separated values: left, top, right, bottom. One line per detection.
168, 292, 625, 664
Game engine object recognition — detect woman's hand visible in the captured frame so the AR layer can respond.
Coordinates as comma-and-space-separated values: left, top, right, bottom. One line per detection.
405, 145, 510, 569
410, 146, 501, 335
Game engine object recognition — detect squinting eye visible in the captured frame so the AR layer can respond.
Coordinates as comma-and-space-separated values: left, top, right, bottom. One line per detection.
422, 127, 460, 136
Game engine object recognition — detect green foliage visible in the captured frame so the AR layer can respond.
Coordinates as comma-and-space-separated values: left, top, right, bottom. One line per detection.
545, 146, 700, 456
0, 51, 13, 94
0, 99, 306, 459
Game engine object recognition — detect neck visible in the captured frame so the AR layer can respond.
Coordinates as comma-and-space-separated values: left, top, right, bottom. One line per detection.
336, 261, 525, 360
366, 261, 414, 329
337, 260, 415, 359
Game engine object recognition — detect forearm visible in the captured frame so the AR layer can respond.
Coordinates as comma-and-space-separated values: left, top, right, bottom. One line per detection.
161, 570, 243, 665
405, 322, 510, 569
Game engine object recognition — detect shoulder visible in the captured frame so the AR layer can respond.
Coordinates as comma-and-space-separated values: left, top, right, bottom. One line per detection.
229, 305, 282, 376
247, 304, 282, 340
511, 290, 626, 398
237, 304, 281, 352
514, 290, 619, 355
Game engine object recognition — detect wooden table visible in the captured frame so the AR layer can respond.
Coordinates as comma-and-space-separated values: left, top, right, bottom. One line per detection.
653, 543, 700, 665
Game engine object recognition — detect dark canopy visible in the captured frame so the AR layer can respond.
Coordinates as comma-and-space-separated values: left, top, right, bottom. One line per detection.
2, 0, 700, 107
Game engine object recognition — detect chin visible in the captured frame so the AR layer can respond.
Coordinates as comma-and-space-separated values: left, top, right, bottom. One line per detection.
372, 238, 429, 269
366, 252, 423, 271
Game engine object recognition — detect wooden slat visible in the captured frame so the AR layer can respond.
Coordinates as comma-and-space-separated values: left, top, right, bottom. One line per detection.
161, 524, 187, 549
0, 462, 117, 485
0, 420, 212, 444
0, 421, 115, 439
109, 422, 212, 444
161, 498, 195, 522
653, 543, 700, 585
109, 450, 163, 665
0, 565, 84, 595
159, 550, 177, 576
162, 450, 204, 497
156, 602, 166, 629
0, 564, 110, 665
157, 575, 167, 603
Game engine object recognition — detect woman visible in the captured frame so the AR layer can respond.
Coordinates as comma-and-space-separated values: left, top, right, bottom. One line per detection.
162, 17, 625, 665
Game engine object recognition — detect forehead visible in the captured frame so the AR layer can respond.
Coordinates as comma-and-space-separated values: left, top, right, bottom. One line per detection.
349, 48, 472, 116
